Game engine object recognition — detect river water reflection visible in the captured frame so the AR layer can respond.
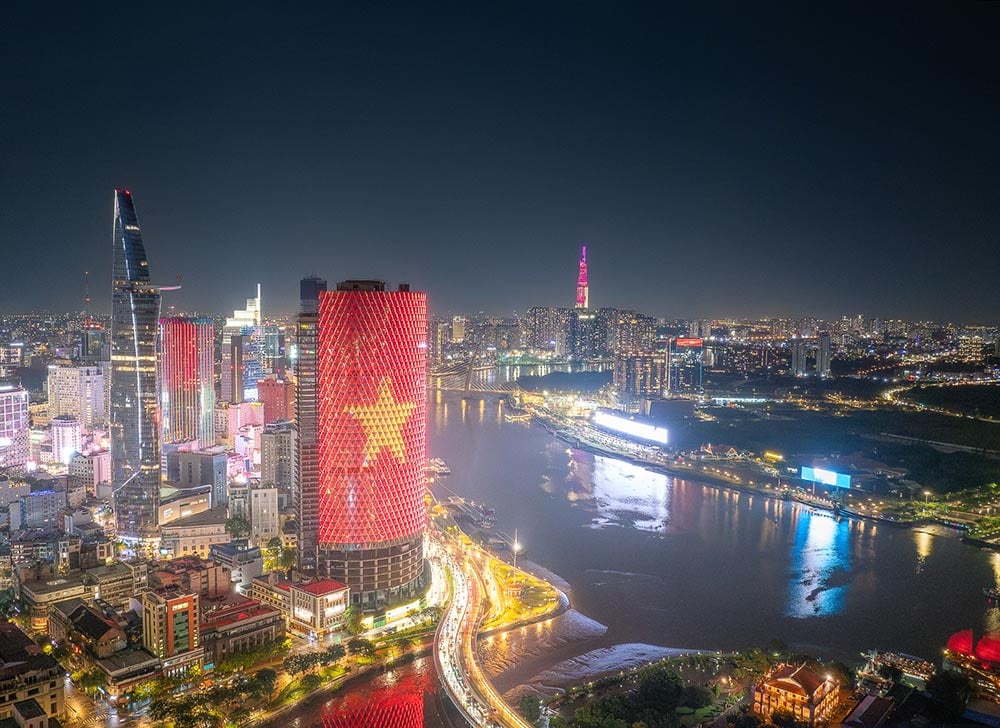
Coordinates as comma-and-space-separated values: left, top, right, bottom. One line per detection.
276, 393, 999, 726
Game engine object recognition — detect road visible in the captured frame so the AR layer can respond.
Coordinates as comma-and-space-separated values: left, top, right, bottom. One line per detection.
431, 534, 532, 728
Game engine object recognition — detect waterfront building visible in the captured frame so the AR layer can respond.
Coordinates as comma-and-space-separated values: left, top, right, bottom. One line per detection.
158, 317, 215, 446
753, 664, 838, 725
46, 365, 104, 431
614, 354, 667, 411
293, 275, 327, 575
315, 280, 427, 609
575, 244, 589, 309
288, 579, 349, 637
199, 597, 284, 664
666, 337, 704, 392
0, 383, 30, 471
109, 190, 162, 542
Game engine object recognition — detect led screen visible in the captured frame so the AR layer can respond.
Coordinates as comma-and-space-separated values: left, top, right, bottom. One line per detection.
593, 411, 668, 444
800, 466, 851, 488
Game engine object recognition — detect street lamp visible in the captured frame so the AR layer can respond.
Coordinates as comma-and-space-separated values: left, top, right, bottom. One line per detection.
512, 528, 522, 571
924, 490, 932, 504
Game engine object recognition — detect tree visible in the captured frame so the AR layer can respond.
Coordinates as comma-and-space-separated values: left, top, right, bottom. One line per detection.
926, 670, 972, 721
322, 644, 346, 665
770, 708, 803, 728
347, 637, 375, 658
251, 668, 277, 698
520, 695, 542, 722
682, 684, 713, 709
343, 605, 364, 635
225, 516, 250, 538
279, 546, 297, 570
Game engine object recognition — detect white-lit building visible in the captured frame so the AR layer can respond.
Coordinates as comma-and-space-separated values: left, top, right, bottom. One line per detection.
249, 486, 279, 545
50, 415, 82, 465
0, 383, 30, 470
289, 580, 349, 637
68, 449, 112, 494
47, 365, 105, 432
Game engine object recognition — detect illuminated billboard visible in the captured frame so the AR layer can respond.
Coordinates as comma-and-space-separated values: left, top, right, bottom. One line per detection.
800, 466, 851, 489
674, 338, 704, 348
593, 411, 668, 445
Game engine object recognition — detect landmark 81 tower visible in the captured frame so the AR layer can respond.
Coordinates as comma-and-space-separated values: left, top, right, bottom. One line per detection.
110, 190, 163, 542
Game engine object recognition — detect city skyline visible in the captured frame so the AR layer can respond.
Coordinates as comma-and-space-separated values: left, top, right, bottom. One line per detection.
2, 4, 999, 321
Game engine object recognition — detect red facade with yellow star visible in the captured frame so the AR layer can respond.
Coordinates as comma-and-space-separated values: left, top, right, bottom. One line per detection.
316, 284, 427, 548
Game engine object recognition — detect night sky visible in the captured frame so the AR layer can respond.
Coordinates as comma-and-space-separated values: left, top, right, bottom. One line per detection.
2, 3, 998, 320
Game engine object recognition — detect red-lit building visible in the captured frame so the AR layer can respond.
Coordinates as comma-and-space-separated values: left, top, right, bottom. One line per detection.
257, 377, 293, 424
158, 317, 215, 445
316, 280, 428, 609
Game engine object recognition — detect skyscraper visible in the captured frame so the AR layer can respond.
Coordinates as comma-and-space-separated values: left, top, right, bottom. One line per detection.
159, 317, 215, 445
316, 280, 427, 609
0, 382, 30, 470
816, 332, 832, 379
575, 245, 589, 309
791, 339, 807, 377
294, 275, 327, 575
47, 364, 105, 431
109, 190, 162, 542
221, 286, 262, 404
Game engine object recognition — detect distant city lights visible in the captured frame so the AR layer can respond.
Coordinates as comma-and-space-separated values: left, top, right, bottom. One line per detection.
593, 411, 668, 445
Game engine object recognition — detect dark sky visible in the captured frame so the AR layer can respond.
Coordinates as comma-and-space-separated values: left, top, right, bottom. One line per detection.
2, 3, 998, 321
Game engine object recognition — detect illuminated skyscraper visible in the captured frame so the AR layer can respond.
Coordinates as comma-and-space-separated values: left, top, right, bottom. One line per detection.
158, 317, 215, 445
221, 286, 262, 404
575, 244, 589, 309
816, 332, 832, 379
791, 339, 807, 377
316, 280, 427, 608
0, 382, 30, 470
294, 275, 327, 575
110, 190, 162, 541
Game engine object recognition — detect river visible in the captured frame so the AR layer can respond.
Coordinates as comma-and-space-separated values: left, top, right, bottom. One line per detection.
275, 392, 999, 727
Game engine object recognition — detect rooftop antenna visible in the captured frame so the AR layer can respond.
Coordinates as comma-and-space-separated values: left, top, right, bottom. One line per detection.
83, 271, 91, 319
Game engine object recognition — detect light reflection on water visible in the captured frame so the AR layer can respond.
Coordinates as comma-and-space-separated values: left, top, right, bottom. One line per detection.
786, 511, 851, 618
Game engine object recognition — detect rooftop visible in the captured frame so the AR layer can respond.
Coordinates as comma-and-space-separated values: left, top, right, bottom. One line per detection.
764, 664, 828, 697
293, 579, 348, 596
160, 506, 228, 529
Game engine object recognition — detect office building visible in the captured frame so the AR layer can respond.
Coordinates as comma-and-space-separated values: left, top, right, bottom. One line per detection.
109, 190, 162, 541
316, 280, 428, 608
0, 383, 30, 471
260, 421, 292, 488
293, 275, 327, 575
249, 485, 279, 546
450, 315, 465, 344
46, 365, 105, 431
221, 286, 262, 404
158, 317, 215, 445
9, 490, 63, 530
569, 309, 602, 359
159, 507, 230, 559
141, 585, 202, 673
959, 335, 985, 364
69, 449, 112, 495
168, 447, 228, 508
257, 378, 292, 424
667, 338, 704, 392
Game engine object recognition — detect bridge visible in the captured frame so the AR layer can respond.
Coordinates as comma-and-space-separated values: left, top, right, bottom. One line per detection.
429, 360, 519, 395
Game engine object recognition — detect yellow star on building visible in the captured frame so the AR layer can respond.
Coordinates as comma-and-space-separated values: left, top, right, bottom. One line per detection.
345, 377, 415, 464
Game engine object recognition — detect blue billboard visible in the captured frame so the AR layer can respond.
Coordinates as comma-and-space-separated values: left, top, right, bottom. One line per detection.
800, 466, 851, 489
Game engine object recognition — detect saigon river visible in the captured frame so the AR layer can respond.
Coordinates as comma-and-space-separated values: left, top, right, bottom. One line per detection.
274, 392, 1000, 727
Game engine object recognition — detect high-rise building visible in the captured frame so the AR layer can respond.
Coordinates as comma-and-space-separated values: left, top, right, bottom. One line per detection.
615, 354, 667, 411
221, 285, 262, 404
666, 338, 704, 392
109, 189, 163, 541
0, 382, 30, 470
791, 339, 807, 377
569, 309, 602, 359
79, 320, 106, 365
450, 315, 466, 344
159, 317, 215, 446
816, 332, 832, 379
525, 307, 571, 353
316, 280, 427, 609
50, 415, 82, 465
141, 585, 201, 671
575, 245, 589, 309
249, 486, 279, 546
261, 421, 293, 489
293, 275, 327, 575
959, 335, 985, 364
47, 365, 105, 432
257, 378, 292, 424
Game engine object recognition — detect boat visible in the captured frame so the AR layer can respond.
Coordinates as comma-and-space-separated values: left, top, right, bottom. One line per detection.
984, 587, 1000, 600
426, 458, 451, 476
